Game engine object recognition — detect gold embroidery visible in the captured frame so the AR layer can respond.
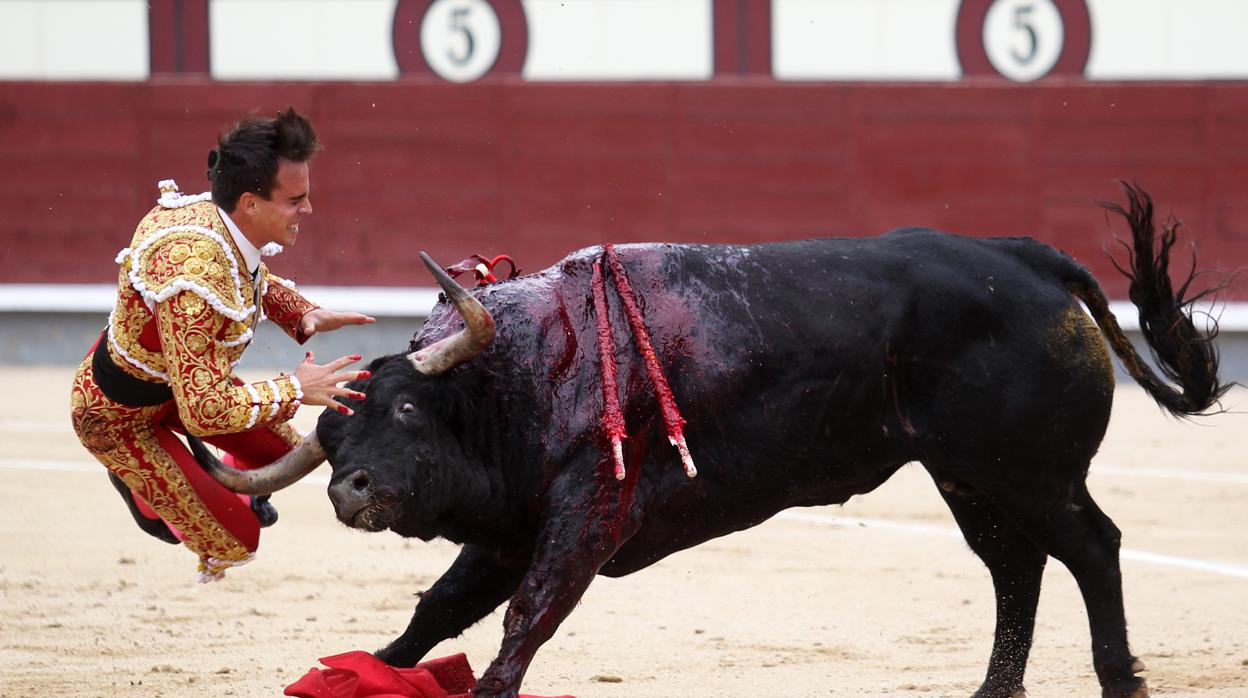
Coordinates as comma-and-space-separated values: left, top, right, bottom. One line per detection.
185, 332, 208, 353
109, 285, 156, 380
110, 204, 254, 379
189, 366, 212, 388
270, 420, 302, 448
126, 427, 250, 562
178, 293, 206, 316
262, 271, 319, 342
104, 202, 309, 435
70, 356, 251, 563
130, 204, 250, 318
157, 290, 298, 436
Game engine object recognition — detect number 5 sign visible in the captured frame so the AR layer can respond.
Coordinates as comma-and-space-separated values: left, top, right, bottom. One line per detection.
393, 0, 528, 81
956, 0, 1090, 81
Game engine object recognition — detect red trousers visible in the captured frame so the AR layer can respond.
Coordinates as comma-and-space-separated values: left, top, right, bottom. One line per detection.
70, 344, 299, 580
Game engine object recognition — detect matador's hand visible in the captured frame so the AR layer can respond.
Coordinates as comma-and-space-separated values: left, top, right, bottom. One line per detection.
300, 308, 376, 338
293, 352, 370, 415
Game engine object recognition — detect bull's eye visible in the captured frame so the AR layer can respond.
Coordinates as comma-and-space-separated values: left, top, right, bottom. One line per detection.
399, 402, 416, 415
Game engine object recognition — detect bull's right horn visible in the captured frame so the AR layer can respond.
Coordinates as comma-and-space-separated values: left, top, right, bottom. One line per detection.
194, 430, 326, 496
407, 251, 496, 375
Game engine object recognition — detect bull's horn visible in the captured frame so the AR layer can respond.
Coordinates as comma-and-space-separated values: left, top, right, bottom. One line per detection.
407, 251, 496, 375
194, 430, 326, 495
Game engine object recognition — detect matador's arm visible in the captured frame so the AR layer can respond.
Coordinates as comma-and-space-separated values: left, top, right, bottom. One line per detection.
261, 271, 320, 344
157, 290, 302, 437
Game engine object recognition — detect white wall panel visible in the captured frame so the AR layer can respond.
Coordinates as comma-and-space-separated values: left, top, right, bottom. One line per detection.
209, 0, 398, 79
773, 0, 961, 80
2, 0, 1248, 81
1086, 0, 1248, 79
523, 0, 712, 80
0, 0, 148, 80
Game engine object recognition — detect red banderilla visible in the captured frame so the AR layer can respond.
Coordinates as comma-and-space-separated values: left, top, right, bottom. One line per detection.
594, 244, 697, 480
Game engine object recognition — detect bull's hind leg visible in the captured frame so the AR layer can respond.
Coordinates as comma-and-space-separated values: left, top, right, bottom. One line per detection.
1039, 481, 1148, 698
929, 475, 1046, 698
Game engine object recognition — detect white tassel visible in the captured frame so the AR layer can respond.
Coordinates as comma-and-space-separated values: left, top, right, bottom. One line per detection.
196, 553, 255, 584
156, 179, 212, 209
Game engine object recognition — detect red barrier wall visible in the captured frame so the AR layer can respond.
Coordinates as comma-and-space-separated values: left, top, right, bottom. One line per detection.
2, 79, 1247, 300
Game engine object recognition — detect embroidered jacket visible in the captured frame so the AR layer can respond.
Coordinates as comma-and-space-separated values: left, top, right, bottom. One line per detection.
106, 184, 320, 436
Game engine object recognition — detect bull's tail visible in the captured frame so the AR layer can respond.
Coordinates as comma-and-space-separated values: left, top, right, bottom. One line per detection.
1064, 182, 1232, 417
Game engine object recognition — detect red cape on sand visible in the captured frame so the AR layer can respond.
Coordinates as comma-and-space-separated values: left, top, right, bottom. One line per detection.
285, 651, 574, 698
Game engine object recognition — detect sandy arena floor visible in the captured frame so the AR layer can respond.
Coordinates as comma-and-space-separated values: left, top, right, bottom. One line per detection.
1, 366, 1245, 697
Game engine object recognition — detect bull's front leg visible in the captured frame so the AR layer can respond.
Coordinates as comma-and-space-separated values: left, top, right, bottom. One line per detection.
376, 543, 527, 667
474, 487, 642, 697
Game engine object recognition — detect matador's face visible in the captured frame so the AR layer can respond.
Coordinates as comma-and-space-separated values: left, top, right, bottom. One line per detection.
246, 158, 312, 248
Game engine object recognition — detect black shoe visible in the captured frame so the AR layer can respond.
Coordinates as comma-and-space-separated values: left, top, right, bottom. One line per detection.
251, 496, 279, 528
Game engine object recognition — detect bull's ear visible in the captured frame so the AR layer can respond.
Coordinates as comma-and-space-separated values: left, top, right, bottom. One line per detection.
407, 252, 495, 375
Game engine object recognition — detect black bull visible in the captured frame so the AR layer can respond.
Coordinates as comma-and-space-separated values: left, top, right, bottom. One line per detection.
204, 185, 1227, 698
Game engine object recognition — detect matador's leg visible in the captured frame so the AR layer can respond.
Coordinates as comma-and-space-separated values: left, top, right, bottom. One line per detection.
169, 410, 302, 528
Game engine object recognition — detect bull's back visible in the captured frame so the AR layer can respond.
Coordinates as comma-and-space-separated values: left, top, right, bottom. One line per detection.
626, 232, 1087, 389
597, 233, 1113, 574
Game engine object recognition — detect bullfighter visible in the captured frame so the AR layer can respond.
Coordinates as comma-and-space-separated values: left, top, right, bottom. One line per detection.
70, 108, 372, 581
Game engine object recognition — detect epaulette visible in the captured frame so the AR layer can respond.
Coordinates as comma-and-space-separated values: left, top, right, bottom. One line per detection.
114, 181, 255, 322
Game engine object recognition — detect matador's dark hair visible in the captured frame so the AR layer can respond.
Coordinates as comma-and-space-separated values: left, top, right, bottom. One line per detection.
207, 107, 320, 213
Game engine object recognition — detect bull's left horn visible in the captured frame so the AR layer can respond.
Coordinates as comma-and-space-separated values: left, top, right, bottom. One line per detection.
194, 430, 326, 495
407, 251, 496, 375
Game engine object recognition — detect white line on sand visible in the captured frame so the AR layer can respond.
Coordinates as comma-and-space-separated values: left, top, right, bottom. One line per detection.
777, 510, 1248, 579
4, 456, 1246, 579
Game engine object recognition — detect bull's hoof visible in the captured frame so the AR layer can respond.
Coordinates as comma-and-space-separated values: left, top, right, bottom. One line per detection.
972, 685, 1026, 698
1103, 676, 1148, 698
373, 643, 419, 668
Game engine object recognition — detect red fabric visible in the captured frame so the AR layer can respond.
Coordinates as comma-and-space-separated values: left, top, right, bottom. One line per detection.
144, 411, 296, 550
130, 489, 187, 541
284, 652, 574, 698
150, 420, 261, 551
129, 451, 271, 544
414, 655, 476, 695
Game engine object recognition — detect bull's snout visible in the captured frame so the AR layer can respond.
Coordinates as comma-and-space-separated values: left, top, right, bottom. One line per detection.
329, 468, 399, 532
329, 468, 376, 523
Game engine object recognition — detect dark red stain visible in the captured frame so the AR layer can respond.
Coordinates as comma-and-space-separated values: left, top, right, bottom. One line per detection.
595, 439, 643, 543
583, 421, 643, 553
542, 293, 577, 383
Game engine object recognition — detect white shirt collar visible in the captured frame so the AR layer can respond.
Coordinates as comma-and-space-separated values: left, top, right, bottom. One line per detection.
218, 206, 262, 276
